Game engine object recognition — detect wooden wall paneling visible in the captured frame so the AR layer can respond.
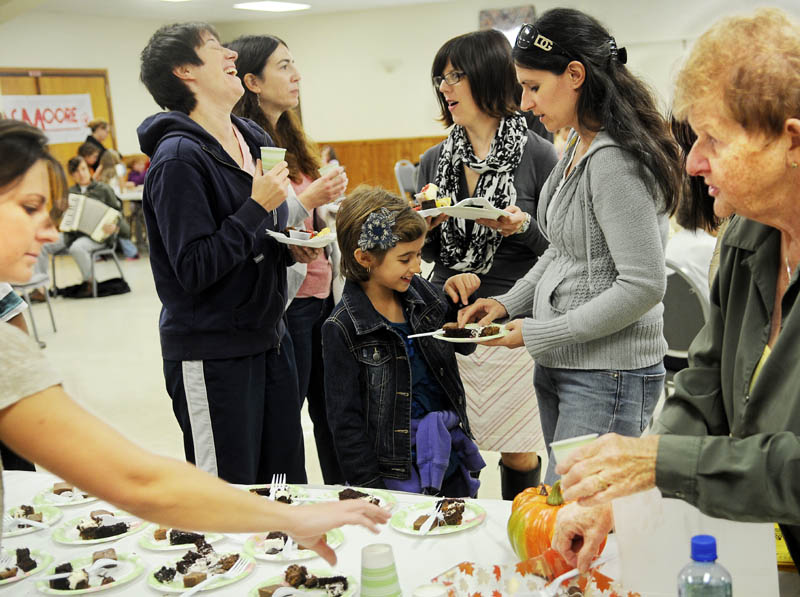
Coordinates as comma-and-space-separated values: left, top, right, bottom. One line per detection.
38, 74, 115, 172
320, 135, 445, 195
0, 76, 37, 95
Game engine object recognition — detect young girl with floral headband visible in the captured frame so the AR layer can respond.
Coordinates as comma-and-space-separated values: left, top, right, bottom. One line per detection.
322, 186, 485, 497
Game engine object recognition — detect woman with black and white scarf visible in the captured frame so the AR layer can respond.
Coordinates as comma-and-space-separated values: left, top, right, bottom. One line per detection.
417, 29, 558, 500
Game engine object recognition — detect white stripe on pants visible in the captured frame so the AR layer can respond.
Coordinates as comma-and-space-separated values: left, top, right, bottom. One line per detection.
181, 361, 218, 476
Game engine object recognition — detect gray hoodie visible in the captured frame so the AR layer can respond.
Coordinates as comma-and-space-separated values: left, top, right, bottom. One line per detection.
496, 130, 668, 370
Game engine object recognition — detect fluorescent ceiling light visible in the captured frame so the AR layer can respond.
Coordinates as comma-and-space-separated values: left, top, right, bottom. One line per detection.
233, 1, 311, 11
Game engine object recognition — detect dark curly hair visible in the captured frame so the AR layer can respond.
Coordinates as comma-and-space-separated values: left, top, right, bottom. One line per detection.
513, 8, 680, 214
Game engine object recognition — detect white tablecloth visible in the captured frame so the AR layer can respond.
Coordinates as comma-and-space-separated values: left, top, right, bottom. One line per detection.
2, 471, 523, 596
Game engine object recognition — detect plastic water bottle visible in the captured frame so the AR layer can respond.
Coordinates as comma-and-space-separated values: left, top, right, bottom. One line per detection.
678, 534, 733, 596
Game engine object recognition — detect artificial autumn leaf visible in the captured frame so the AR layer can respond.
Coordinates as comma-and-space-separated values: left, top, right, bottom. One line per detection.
458, 562, 475, 576
492, 565, 502, 581
492, 591, 502, 597
593, 570, 614, 592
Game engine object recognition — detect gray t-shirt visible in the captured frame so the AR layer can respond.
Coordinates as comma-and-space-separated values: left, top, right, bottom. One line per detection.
0, 322, 62, 541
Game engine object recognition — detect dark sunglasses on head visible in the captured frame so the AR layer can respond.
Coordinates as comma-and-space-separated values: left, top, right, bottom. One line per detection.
515, 23, 571, 58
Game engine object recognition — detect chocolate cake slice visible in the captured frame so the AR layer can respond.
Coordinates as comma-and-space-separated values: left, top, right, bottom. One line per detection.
16, 548, 36, 573
169, 529, 204, 545
154, 566, 177, 584
442, 322, 476, 338
50, 563, 73, 590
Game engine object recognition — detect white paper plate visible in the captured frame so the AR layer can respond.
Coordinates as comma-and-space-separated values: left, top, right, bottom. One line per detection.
147, 553, 254, 593
243, 528, 343, 562
33, 488, 97, 508
138, 524, 225, 551
390, 500, 486, 536
266, 229, 337, 248
300, 487, 398, 511
0, 548, 52, 587
249, 569, 357, 597
53, 513, 145, 545
36, 552, 143, 594
433, 323, 508, 344
3, 505, 62, 538
438, 197, 511, 221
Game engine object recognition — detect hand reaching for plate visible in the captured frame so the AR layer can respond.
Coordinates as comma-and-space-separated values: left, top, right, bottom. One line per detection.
457, 297, 507, 327
443, 273, 480, 305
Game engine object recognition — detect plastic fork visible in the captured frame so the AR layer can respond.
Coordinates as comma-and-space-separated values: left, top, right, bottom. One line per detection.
533, 552, 616, 597
0, 553, 14, 570
268, 474, 281, 501
39, 558, 118, 582
3, 513, 49, 530
417, 500, 444, 535
178, 556, 249, 596
272, 588, 303, 597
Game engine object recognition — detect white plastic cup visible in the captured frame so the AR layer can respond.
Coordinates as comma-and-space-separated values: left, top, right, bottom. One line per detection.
361, 543, 402, 597
412, 584, 448, 597
549, 433, 599, 464
260, 146, 286, 171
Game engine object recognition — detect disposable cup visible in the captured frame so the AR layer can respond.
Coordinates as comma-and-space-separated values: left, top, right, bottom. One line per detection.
549, 433, 599, 464
361, 543, 401, 597
260, 146, 286, 170
412, 584, 448, 596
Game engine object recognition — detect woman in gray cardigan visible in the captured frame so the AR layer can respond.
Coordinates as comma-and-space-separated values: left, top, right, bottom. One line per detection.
417, 29, 558, 499
460, 8, 681, 484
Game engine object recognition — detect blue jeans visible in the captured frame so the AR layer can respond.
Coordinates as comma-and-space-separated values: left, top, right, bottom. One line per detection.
534, 362, 665, 484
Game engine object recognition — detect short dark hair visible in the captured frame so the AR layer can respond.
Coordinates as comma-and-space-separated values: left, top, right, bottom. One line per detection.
0, 119, 67, 220
77, 142, 99, 159
432, 29, 519, 127
67, 156, 85, 175
513, 8, 681, 215
140, 22, 219, 114
336, 186, 427, 283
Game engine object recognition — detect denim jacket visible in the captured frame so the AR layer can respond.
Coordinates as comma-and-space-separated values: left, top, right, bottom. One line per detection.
322, 276, 475, 488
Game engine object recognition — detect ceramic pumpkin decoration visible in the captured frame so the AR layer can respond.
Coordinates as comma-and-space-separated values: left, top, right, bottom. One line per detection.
507, 481, 606, 568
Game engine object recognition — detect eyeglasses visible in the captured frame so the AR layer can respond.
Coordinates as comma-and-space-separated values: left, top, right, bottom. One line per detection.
515, 24, 571, 58
433, 71, 466, 87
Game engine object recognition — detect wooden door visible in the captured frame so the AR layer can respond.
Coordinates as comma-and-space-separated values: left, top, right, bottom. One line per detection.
0, 68, 116, 175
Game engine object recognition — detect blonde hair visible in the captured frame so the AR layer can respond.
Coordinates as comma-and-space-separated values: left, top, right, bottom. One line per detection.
674, 8, 800, 136
88, 119, 108, 132
336, 186, 427, 283
97, 149, 122, 184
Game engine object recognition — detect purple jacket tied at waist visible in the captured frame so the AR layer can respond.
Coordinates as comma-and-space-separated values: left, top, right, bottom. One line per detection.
385, 411, 485, 497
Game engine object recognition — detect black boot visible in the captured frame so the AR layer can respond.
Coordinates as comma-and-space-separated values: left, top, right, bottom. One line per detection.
500, 456, 542, 501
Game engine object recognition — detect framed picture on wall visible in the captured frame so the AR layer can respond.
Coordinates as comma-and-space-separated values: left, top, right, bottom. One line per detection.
479, 5, 536, 46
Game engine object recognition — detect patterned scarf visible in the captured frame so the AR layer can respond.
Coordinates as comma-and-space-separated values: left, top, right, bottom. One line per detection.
433, 114, 528, 273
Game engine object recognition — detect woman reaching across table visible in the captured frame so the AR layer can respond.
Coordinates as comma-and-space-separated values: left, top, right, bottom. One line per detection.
418, 29, 558, 499
0, 118, 389, 561
459, 8, 681, 484
552, 8, 800, 573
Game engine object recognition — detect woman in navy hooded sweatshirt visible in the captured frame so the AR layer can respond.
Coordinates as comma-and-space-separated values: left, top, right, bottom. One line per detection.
137, 22, 307, 484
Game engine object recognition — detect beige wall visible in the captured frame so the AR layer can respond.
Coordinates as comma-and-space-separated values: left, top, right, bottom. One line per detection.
1, 0, 798, 152
0, 12, 163, 154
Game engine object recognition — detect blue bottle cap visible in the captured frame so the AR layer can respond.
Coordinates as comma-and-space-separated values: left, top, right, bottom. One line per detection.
691, 534, 718, 562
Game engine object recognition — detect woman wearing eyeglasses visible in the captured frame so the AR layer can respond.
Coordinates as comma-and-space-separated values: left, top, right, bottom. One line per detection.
459, 8, 681, 484
417, 29, 558, 500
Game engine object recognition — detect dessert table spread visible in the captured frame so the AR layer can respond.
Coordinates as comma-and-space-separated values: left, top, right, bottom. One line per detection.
5, 470, 596, 596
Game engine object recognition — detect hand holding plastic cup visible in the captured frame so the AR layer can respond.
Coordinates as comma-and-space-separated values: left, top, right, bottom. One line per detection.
319, 163, 347, 203
549, 433, 599, 465
260, 146, 287, 171
361, 543, 402, 597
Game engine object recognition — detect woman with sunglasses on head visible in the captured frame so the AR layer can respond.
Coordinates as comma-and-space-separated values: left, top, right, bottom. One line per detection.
460, 8, 681, 484
418, 29, 558, 500
0, 118, 389, 557
227, 34, 348, 484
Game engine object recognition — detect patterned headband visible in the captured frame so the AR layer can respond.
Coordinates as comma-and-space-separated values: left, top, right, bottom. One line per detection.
358, 207, 400, 252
